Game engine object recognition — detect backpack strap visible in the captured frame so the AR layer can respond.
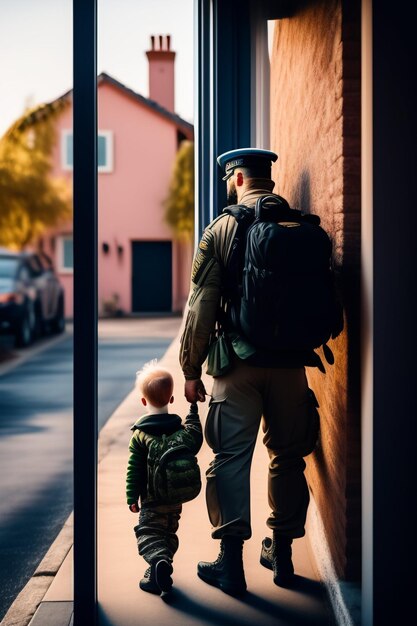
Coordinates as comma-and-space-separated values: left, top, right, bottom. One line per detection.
221, 205, 255, 303
215, 205, 255, 333
221, 204, 255, 262
222, 203, 254, 224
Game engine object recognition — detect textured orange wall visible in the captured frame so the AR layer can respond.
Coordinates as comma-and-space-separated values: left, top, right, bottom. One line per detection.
270, 0, 361, 579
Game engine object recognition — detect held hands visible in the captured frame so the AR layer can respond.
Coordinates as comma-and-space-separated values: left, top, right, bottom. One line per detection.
184, 378, 207, 403
129, 502, 139, 513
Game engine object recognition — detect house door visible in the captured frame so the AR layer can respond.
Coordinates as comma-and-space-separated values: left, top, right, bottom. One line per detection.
131, 241, 172, 312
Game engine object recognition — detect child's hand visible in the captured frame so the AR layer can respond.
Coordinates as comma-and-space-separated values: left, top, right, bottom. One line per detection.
129, 503, 139, 513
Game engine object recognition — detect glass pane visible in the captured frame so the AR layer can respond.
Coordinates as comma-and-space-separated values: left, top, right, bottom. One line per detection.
0, 0, 73, 622
97, 0, 194, 621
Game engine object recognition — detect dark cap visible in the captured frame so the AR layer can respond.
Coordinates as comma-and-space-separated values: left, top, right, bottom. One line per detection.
217, 148, 278, 181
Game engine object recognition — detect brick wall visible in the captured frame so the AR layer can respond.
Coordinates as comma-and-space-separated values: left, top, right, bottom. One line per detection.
269, 0, 361, 579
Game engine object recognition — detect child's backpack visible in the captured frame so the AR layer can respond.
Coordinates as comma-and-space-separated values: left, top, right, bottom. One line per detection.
222, 194, 342, 354
146, 430, 201, 505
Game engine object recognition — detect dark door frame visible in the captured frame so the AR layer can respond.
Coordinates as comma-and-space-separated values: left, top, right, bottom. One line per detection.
371, 3, 417, 625
73, 1, 97, 624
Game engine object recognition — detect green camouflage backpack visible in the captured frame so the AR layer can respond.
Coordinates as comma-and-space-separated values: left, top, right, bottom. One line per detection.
146, 430, 201, 505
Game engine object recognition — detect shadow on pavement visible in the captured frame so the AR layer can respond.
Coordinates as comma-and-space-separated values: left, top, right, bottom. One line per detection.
287, 574, 328, 598
241, 587, 333, 625
98, 579, 334, 626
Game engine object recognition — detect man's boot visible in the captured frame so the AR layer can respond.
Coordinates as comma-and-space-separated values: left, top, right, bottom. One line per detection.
260, 533, 295, 587
197, 536, 247, 596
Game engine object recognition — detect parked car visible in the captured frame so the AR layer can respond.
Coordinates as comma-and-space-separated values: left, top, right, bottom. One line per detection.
0, 247, 65, 348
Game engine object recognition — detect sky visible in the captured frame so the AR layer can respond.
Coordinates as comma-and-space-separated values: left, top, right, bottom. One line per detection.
0, 0, 194, 138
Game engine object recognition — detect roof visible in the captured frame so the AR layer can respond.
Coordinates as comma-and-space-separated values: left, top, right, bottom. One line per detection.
98, 73, 193, 137
6, 72, 193, 138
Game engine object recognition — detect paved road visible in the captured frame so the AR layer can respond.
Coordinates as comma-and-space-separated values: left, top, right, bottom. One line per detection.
0, 321, 178, 621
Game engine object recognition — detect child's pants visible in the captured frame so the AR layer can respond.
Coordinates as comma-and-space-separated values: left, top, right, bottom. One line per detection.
134, 503, 182, 564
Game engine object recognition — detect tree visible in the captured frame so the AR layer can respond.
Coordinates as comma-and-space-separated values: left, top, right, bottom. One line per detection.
0, 102, 72, 250
163, 139, 194, 241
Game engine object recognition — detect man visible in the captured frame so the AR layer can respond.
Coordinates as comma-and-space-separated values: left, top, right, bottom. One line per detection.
180, 148, 339, 596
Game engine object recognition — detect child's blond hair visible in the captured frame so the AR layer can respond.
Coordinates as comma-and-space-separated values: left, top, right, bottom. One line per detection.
136, 360, 173, 409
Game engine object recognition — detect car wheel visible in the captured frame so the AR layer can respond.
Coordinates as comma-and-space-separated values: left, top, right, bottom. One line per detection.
15, 310, 33, 348
51, 296, 65, 334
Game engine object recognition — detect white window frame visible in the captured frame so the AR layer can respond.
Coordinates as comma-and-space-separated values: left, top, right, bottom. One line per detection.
57, 234, 74, 274
61, 129, 114, 173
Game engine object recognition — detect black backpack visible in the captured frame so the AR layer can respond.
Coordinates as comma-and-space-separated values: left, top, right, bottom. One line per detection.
222, 194, 341, 355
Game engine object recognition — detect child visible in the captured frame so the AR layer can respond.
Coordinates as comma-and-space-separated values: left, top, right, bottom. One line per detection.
126, 360, 203, 596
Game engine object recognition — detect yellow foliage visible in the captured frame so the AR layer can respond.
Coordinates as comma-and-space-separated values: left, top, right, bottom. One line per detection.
0, 103, 72, 249
164, 140, 194, 242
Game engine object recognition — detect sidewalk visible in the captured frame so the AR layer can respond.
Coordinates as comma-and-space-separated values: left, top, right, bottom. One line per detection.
5, 322, 336, 626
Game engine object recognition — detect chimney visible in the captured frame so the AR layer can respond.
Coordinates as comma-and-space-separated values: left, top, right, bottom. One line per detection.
146, 34, 176, 113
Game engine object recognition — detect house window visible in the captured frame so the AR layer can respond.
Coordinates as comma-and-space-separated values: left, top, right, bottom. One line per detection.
63, 130, 73, 169
58, 235, 74, 273
62, 130, 113, 172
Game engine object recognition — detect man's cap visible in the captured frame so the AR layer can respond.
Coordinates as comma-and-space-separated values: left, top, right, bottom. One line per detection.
217, 148, 278, 181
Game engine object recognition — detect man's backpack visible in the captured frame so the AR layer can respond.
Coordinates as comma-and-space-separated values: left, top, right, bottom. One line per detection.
146, 430, 201, 505
223, 194, 342, 354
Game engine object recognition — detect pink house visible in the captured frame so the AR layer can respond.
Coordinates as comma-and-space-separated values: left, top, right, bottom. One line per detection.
42, 35, 193, 318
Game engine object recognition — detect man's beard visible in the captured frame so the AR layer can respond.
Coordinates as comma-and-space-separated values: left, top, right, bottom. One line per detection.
227, 184, 238, 205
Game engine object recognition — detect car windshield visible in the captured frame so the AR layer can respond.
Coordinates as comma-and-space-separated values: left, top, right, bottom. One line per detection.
0, 256, 19, 279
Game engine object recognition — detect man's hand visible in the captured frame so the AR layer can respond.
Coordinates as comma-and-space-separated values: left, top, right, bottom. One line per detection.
185, 379, 207, 403
129, 503, 139, 513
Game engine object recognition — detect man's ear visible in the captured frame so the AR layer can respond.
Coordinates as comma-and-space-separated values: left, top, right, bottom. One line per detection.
236, 171, 244, 187
141, 398, 147, 406
169, 395, 174, 404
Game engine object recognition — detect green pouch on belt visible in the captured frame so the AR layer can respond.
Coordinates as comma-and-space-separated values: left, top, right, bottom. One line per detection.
206, 332, 232, 377
229, 332, 256, 360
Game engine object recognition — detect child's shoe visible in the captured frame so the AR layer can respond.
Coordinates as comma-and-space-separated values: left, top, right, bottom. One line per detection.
155, 559, 173, 594
139, 565, 160, 594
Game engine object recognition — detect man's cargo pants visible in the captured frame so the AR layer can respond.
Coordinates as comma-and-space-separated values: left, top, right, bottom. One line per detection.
205, 358, 320, 540
134, 503, 182, 564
